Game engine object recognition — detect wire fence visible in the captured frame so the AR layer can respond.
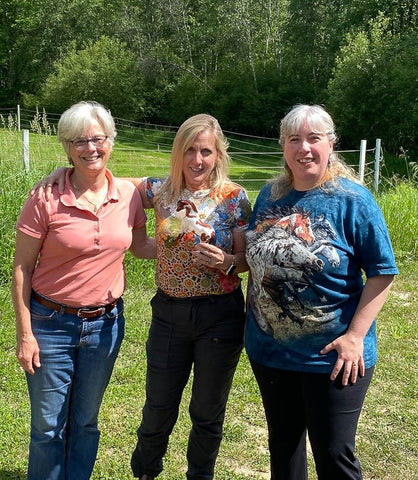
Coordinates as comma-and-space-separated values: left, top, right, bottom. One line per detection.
0, 106, 381, 194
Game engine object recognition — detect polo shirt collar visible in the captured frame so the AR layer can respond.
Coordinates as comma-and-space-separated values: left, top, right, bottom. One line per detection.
61, 168, 119, 207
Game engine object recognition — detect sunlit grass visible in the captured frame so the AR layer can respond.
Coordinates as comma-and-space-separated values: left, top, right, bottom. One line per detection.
1, 128, 417, 479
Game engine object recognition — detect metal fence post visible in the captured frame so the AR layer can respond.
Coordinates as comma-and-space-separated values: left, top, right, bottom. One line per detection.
22, 129, 30, 172
374, 139, 381, 192
359, 140, 367, 184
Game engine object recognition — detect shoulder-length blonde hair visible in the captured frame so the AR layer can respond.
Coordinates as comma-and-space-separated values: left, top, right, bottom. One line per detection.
271, 104, 358, 199
155, 113, 233, 205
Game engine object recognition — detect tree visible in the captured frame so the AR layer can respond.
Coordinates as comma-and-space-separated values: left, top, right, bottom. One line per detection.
327, 15, 418, 156
31, 37, 145, 120
1, 0, 120, 106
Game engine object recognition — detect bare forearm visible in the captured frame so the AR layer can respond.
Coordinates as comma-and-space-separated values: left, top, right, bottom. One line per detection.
220, 250, 248, 274
130, 236, 157, 259
12, 266, 34, 339
347, 274, 395, 338
321, 274, 395, 384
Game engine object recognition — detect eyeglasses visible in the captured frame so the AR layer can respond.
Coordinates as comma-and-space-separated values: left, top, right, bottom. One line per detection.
70, 135, 108, 149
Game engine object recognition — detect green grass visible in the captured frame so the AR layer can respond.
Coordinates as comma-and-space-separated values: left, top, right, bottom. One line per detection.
0, 129, 417, 479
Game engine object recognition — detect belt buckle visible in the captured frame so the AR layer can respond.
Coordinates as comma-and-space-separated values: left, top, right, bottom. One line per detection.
77, 307, 105, 318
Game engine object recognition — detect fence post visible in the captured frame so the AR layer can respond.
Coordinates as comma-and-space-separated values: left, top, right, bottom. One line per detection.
359, 139, 367, 184
374, 139, 381, 192
17, 104, 21, 131
22, 129, 30, 172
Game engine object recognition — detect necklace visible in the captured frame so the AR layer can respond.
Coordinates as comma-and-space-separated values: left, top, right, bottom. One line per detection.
71, 179, 108, 213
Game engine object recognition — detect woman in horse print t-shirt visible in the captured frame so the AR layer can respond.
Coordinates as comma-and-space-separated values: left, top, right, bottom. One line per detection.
245, 104, 398, 480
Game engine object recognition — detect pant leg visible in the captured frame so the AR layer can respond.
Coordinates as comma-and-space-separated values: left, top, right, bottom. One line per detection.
26, 299, 77, 480
66, 301, 125, 480
250, 361, 308, 480
303, 367, 374, 480
26, 297, 124, 480
131, 291, 194, 478
186, 289, 246, 480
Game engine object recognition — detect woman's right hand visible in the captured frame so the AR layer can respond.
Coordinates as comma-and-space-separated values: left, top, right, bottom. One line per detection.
16, 334, 41, 375
30, 167, 69, 200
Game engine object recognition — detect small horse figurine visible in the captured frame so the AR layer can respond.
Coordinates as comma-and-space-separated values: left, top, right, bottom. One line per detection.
175, 200, 215, 243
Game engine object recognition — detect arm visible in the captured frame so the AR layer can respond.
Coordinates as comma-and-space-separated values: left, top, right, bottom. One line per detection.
321, 274, 395, 385
129, 226, 157, 259
12, 231, 44, 375
192, 227, 249, 274
30, 170, 151, 207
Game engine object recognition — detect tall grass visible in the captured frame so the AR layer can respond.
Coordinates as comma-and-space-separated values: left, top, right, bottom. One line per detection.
377, 182, 418, 260
1, 128, 417, 479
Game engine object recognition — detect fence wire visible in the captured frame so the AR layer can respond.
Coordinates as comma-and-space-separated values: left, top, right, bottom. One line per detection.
1, 106, 379, 194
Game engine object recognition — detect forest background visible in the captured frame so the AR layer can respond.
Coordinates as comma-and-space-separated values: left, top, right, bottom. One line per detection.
1, 0, 417, 160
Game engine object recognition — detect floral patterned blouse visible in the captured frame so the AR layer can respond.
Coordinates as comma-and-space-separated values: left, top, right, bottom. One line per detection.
144, 177, 252, 297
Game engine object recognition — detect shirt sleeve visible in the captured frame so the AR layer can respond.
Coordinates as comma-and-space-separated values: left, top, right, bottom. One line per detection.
16, 193, 52, 239
349, 188, 398, 277
233, 187, 252, 228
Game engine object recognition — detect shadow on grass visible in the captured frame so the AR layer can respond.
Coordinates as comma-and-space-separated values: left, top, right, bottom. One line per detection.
0, 470, 26, 480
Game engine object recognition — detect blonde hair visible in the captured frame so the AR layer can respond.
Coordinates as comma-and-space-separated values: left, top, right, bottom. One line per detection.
155, 114, 233, 205
58, 101, 116, 162
271, 104, 358, 199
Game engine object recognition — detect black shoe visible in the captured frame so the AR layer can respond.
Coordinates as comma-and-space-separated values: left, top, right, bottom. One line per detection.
140, 476, 155, 480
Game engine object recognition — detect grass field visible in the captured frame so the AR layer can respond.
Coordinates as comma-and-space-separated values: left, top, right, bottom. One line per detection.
0, 128, 417, 479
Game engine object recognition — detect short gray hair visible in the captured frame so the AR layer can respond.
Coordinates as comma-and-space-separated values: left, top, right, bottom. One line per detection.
58, 101, 117, 158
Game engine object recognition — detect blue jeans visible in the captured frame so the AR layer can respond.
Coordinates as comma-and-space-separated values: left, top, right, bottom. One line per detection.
131, 288, 245, 480
250, 361, 374, 480
25, 296, 125, 480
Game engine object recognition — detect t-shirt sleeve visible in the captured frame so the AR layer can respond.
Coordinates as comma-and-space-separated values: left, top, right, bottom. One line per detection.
16, 195, 50, 239
350, 190, 398, 277
234, 187, 252, 228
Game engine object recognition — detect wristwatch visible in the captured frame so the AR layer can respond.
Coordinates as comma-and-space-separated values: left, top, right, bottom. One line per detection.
225, 255, 236, 275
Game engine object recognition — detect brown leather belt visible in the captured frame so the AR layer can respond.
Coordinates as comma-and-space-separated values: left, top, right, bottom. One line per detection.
32, 291, 119, 318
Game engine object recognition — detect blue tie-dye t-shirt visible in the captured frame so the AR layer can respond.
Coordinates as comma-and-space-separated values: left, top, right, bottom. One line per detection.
245, 178, 398, 374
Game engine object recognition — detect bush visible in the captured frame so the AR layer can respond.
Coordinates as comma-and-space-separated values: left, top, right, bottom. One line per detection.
28, 37, 146, 120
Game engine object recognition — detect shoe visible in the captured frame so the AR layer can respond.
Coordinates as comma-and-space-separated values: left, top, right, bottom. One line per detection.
140, 476, 155, 480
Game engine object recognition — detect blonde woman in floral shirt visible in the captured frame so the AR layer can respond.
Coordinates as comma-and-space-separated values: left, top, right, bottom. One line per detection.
128, 114, 251, 480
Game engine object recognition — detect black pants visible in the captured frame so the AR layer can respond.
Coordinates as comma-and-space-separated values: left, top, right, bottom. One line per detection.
131, 288, 245, 480
250, 360, 374, 480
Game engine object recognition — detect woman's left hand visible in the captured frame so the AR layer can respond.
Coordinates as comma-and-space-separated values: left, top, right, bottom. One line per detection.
192, 242, 227, 270
320, 333, 365, 386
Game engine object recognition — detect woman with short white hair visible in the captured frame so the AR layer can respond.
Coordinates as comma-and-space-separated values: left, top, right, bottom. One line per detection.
13, 101, 155, 480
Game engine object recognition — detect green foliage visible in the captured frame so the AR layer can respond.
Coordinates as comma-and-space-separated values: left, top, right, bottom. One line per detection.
31, 37, 145, 119
1, 0, 109, 106
377, 182, 418, 260
327, 15, 418, 156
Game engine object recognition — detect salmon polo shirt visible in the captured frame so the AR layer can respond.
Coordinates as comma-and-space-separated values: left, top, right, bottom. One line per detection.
17, 169, 147, 307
